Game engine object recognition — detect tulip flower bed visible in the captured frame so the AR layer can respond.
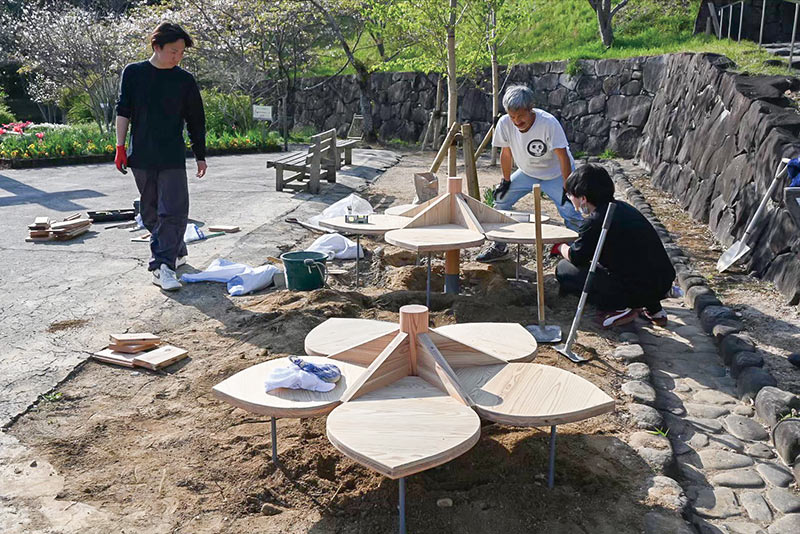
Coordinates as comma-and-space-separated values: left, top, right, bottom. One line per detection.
0, 122, 283, 168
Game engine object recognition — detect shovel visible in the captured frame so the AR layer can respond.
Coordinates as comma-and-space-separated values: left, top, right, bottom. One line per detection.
555, 202, 617, 363
717, 158, 789, 272
526, 185, 562, 343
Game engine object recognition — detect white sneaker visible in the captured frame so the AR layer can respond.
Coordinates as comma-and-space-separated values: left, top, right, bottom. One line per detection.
152, 264, 181, 291
176, 256, 187, 268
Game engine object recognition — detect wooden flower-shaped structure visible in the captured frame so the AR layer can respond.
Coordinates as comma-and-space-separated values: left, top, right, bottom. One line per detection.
213, 305, 613, 533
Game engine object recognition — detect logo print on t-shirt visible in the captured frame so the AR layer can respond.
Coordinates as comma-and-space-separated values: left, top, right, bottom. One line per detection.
527, 139, 547, 158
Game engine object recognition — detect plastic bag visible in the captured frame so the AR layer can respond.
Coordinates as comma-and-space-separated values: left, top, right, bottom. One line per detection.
413, 172, 439, 203
264, 365, 335, 393
788, 157, 800, 187
307, 193, 373, 230
184, 223, 207, 243
305, 233, 363, 260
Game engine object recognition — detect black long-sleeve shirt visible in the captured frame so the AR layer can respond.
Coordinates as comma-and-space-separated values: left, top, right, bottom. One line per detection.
116, 61, 206, 169
569, 200, 675, 292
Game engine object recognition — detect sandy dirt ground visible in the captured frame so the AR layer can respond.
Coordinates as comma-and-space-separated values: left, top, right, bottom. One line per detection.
3, 151, 676, 534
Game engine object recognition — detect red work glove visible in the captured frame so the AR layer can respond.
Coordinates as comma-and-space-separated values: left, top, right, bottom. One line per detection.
550, 242, 566, 258
115, 145, 128, 174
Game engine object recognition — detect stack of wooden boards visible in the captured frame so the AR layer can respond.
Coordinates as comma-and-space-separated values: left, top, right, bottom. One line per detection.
27, 213, 93, 242
92, 333, 188, 370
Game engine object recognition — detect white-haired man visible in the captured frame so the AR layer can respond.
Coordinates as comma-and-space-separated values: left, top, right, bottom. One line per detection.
477, 85, 583, 262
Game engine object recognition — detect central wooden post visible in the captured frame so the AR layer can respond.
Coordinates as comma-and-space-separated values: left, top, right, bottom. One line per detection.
399, 305, 429, 376
445, 177, 462, 294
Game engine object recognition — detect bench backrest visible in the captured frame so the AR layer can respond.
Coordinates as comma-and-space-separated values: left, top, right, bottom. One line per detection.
308, 128, 337, 167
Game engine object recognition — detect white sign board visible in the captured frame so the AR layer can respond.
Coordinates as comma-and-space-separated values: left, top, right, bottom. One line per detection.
252, 105, 273, 121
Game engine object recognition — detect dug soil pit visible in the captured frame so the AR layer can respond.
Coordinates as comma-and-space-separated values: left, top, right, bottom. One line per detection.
9, 153, 680, 533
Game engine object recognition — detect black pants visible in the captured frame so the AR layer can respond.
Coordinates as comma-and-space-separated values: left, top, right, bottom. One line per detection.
555, 259, 668, 312
132, 167, 189, 271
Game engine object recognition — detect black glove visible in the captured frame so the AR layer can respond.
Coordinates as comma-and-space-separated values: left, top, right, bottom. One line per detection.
561, 188, 569, 206
494, 180, 510, 201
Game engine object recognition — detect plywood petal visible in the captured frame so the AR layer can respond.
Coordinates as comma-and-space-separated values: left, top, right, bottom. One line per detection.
456, 363, 615, 427
212, 357, 366, 418
432, 323, 537, 364
305, 318, 398, 356
326, 377, 481, 479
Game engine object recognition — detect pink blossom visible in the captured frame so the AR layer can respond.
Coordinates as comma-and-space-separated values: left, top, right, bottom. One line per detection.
0, 128, 6, 135
36, 132, 44, 139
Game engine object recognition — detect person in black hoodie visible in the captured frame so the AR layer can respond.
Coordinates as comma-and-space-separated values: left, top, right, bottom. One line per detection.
115, 22, 206, 291
551, 163, 676, 328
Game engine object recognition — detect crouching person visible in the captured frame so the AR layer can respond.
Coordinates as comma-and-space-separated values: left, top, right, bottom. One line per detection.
551, 164, 676, 328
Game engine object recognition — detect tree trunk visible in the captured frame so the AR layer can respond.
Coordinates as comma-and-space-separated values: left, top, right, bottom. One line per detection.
447, 0, 458, 178
358, 76, 377, 143
598, 15, 614, 47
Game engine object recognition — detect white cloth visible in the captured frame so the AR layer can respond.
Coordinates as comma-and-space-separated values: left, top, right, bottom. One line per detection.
227, 265, 279, 296
264, 365, 336, 393
307, 193, 373, 231
180, 258, 279, 296
306, 233, 363, 260
492, 109, 572, 180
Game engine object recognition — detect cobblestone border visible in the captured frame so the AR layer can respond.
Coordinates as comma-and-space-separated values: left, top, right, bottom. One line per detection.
602, 159, 800, 534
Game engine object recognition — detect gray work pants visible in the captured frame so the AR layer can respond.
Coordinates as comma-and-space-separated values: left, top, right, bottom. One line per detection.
132, 167, 189, 271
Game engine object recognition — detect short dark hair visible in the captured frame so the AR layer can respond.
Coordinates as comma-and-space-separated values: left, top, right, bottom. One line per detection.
565, 163, 615, 205
150, 22, 193, 50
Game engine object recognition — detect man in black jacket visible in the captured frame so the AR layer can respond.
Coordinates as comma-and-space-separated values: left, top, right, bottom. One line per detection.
551, 164, 676, 328
115, 22, 206, 291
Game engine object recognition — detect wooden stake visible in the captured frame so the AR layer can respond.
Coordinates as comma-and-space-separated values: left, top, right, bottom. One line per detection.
430, 122, 460, 174
534, 185, 546, 324
461, 123, 479, 200
474, 124, 495, 162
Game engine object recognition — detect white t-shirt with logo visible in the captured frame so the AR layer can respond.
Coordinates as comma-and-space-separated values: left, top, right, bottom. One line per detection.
492, 109, 571, 180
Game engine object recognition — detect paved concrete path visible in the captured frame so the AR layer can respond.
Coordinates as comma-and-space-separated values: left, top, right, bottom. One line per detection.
0, 149, 400, 427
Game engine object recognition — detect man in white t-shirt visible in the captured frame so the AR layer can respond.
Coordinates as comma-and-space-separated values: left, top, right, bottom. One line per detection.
477, 85, 583, 262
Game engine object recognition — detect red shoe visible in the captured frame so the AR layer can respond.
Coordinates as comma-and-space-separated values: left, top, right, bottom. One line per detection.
600, 308, 638, 328
643, 309, 668, 327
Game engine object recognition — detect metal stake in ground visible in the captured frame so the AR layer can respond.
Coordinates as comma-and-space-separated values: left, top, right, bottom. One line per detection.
398, 477, 407, 534
526, 184, 562, 343
555, 202, 617, 363
271, 416, 279, 465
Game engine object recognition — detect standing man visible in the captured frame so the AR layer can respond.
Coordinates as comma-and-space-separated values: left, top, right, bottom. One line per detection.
553, 164, 675, 328
477, 85, 583, 262
115, 22, 206, 291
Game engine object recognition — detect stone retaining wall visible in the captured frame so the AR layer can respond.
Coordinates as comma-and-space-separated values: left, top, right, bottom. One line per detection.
638, 53, 800, 304
290, 57, 662, 158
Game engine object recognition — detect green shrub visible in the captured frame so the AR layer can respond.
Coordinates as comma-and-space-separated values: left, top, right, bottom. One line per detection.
599, 148, 618, 160
0, 90, 15, 125
202, 90, 256, 136
289, 124, 316, 143
61, 89, 95, 125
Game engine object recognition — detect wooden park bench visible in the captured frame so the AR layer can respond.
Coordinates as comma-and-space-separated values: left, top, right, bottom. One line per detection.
336, 139, 358, 168
268, 129, 337, 193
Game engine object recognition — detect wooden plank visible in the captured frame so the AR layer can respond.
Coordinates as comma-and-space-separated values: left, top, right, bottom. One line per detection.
402, 193, 453, 229
49, 219, 92, 231
92, 348, 138, 367
384, 203, 419, 216
389, 194, 441, 218
326, 376, 481, 479
340, 333, 410, 403
33, 217, 50, 227
212, 356, 367, 418
433, 323, 537, 364
416, 333, 471, 405
107, 341, 160, 354
63, 212, 82, 221
208, 225, 240, 233
384, 225, 485, 253
304, 318, 398, 356
454, 194, 484, 233
110, 333, 160, 344
482, 222, 578, 245
328, 330, 405, 366
132, 345, 188, 370
461, 194, 516, 224
425, 330, 506, 367
131, 233, 151, 242
456, 363, 616, 427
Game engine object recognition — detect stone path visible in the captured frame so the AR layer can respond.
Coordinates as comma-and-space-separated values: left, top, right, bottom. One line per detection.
624, 307, 800, 534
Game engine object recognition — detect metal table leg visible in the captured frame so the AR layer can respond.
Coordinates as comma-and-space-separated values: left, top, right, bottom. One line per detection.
355, 234, 361, 287
271, 416, 279, 465
426, 252, 432, 309
399, 477, 407, 534
548, 425, 557, 489
516, 243, 521, 281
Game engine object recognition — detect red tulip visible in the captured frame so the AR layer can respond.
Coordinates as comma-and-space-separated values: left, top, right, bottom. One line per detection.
35, 132, 44, 139
0, 128, 6, 135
